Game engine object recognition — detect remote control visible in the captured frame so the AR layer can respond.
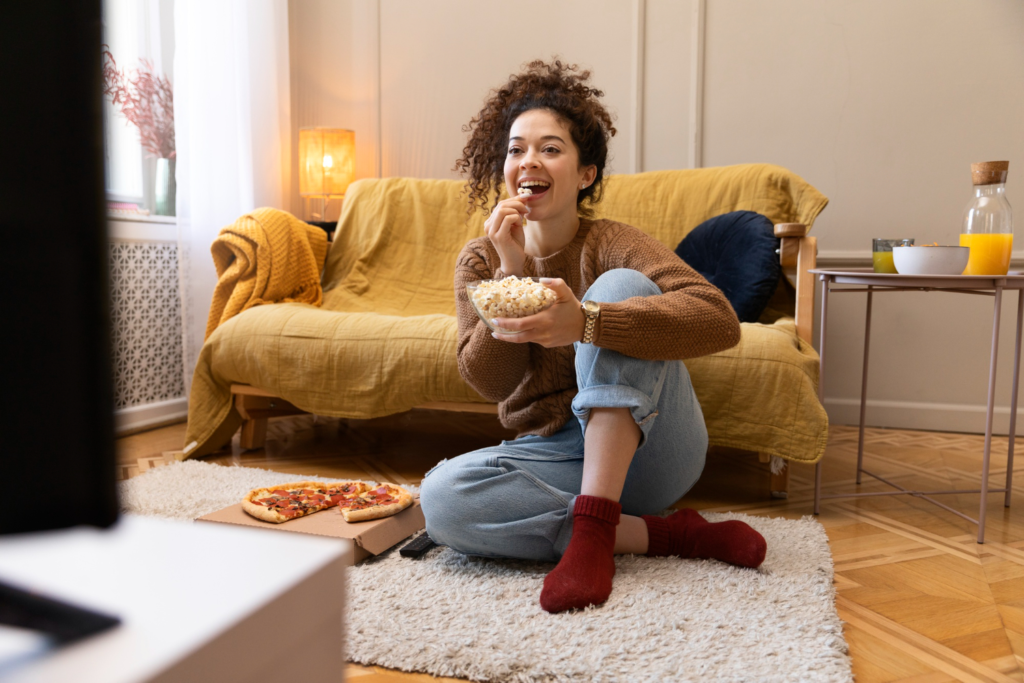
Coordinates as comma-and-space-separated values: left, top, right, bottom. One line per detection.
400, 533, 437, 558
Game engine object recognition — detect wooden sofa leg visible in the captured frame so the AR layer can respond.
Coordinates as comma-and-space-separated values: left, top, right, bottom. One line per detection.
240, 417, 268, 450
231, 385, 307, 451
770, 457, 790, 499
757, 453, 790, 499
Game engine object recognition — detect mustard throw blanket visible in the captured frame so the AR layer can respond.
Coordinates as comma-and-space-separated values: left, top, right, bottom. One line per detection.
205, 208, 329, 339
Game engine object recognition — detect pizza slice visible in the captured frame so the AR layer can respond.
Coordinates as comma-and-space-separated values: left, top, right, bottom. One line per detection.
339, 483, 414, 522
325, 481, 371, 505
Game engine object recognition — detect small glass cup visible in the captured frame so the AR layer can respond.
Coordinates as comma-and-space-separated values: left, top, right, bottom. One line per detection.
872, 238, 914, 273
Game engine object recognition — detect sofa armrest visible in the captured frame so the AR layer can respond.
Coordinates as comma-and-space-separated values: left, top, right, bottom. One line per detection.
774, 223, 817, 345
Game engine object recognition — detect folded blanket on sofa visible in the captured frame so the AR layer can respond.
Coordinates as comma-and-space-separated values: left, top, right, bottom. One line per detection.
205, 207, 329, 339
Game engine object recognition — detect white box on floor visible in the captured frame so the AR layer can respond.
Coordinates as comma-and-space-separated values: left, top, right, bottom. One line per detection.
0, 515, 348, 683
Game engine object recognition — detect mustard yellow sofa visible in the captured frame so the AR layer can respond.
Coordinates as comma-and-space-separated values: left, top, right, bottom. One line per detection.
183, 163, 829, 496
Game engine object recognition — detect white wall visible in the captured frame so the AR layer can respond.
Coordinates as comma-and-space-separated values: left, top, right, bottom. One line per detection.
289, 0, 698, 216
288, 0, 1023, 435
700, 0, 1023, 434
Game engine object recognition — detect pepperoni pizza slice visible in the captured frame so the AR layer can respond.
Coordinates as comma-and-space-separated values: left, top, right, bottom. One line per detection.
339, 483, 414, 522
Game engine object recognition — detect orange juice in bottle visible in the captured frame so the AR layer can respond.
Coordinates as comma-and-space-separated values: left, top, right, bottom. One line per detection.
961, 161, 1013, 275
959, 233, 1013, 275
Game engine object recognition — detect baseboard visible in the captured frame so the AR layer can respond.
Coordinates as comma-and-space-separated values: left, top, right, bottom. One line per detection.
825, 397, 1022, 436
115, 398, 188, 436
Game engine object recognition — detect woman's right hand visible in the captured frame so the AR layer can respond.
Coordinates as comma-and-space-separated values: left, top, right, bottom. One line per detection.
484, 197, 528, 277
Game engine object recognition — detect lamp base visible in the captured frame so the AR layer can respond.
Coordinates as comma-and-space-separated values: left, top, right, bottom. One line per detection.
305, 220, 336, 241
301, 195, 344, 223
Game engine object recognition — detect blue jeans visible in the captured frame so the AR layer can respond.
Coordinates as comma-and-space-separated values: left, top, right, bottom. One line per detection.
421, 269, 708, 562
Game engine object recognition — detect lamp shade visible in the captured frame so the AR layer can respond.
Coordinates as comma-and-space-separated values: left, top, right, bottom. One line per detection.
299, 128, 355, 197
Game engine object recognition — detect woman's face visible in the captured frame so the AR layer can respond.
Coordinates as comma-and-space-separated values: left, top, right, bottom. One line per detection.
503, 109, 596, 225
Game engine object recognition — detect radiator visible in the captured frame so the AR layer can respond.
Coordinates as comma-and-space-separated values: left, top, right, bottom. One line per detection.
109, 217, 187, 434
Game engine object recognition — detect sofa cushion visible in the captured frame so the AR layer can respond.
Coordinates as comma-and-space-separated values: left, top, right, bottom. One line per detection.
322, 177, 488, 317
185, 308, 827, 465
674, 211, 780, 323
593, 164, 828, 251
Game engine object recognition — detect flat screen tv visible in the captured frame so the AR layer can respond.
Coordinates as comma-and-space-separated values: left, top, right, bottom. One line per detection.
0, 0, 121, 643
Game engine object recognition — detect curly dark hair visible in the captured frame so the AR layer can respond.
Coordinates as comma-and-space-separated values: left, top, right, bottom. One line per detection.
454, 59, 617, 217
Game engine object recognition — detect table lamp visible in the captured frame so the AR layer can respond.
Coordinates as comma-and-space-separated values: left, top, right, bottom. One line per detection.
299, 128, 355, 221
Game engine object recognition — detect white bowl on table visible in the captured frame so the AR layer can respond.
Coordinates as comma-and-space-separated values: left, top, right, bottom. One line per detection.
892, 246, 970, 275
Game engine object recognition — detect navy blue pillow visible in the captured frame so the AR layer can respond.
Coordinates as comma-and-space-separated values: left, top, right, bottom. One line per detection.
675, 211, 781, 323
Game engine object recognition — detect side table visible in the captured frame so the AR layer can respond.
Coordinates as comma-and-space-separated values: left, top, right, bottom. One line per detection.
810, 268, 1024, 543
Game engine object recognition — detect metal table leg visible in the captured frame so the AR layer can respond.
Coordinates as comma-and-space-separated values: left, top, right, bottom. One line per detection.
857, 287, 874, 485
978, 285, 1005, 543
815, 274, 830, 516
1005, 290, 1023, 508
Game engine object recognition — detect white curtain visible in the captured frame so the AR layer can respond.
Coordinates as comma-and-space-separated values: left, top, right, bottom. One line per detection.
173, 0, 291, 395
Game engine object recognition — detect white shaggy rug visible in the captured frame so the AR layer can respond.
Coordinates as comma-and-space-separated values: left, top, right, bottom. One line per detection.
121, 461, 851, 682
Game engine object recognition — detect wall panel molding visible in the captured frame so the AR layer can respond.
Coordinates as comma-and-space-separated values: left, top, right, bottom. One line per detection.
377, 1, 637, 179
630, 0, 646, 173
297, 0, 700, 180
374, 0, 382, 178
688, 0, 705, 169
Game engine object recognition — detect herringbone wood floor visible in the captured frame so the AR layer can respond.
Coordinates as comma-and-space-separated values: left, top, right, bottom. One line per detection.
116, 414, 1022, 682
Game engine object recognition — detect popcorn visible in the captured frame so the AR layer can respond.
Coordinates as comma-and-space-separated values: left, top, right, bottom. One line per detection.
469, 276, 557, 320
518, 187, 533, 196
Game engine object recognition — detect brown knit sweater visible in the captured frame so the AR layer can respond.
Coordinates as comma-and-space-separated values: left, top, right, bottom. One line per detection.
454, 218, 741, 438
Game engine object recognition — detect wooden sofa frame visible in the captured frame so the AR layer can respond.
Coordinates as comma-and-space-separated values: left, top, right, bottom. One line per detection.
229, 223, 818, 499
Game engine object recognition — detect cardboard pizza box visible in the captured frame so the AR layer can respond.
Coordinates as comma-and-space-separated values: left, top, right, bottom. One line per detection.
196, 498, 425, 565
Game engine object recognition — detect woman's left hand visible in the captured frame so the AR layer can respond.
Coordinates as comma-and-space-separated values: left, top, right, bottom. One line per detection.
490, 278, 587, 347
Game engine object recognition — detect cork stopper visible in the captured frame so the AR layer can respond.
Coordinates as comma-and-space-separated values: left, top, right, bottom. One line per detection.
971, 160, 1009, 186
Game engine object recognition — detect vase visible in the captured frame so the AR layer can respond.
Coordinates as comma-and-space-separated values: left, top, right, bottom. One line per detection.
155, 158, 176, 217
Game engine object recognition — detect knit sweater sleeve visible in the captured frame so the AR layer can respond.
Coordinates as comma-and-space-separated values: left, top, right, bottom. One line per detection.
453, 239, 531, 401
587, 222, 741, 360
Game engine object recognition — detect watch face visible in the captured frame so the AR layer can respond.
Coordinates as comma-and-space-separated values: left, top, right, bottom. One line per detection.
583, 300, 600, 315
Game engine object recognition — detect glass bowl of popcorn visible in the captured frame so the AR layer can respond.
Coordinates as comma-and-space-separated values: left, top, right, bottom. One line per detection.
466, 276, 557, 335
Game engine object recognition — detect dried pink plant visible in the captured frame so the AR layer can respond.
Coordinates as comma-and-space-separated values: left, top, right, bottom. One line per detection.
102, 46, 175, 159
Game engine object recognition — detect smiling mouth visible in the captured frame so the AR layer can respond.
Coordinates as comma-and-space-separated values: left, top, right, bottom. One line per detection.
518, 181, 550, 198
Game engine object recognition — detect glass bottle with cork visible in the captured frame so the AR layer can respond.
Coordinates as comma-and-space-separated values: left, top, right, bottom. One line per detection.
961, 160, 1013, 275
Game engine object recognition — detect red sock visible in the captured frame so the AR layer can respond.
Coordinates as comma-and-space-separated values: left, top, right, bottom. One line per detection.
540, 495, 621, 614
643, 508, 766, 568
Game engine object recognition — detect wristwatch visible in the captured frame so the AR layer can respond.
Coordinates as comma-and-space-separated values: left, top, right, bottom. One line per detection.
581, 300, 601, 344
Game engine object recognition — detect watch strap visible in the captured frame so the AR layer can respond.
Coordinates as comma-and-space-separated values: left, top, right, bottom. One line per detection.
581, 302, 598, 344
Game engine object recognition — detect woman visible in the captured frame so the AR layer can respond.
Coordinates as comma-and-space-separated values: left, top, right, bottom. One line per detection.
420, 60, 766, 614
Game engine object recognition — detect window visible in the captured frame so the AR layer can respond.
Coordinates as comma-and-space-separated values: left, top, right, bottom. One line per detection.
102, 0, 175, 216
